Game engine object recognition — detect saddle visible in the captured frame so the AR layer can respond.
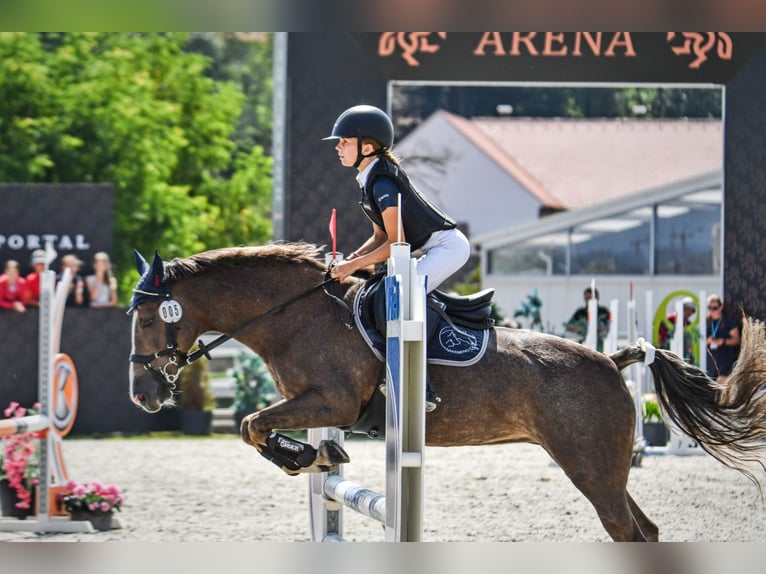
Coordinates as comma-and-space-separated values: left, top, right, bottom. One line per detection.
348, 273, 495, 438
357, 271, 495, 343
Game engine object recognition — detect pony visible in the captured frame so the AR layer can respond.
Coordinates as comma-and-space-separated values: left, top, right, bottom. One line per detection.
127, 242, 766, 542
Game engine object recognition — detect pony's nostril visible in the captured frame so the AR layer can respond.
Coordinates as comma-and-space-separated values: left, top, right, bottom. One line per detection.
133, 393, 146, 405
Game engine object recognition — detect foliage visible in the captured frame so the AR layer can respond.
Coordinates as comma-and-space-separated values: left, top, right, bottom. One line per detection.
642, 394, 664, 424
0, 402, 41, 510
179, 357, 215, 412
514, 289, 543, 331
60, 480, 124, 514
229, 353, 278, 413
0, 33, 273, 304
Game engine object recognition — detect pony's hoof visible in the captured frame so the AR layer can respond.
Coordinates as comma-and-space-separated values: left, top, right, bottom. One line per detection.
318, 440, 351, 465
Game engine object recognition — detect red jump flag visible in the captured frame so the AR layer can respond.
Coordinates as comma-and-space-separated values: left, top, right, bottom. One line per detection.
329, 209, 337, 259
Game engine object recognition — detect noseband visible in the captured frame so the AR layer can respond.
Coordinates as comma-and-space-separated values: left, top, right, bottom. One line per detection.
129, 273, 348, 386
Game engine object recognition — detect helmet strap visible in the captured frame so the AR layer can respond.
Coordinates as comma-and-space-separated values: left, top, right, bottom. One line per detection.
354, 139, 386, 168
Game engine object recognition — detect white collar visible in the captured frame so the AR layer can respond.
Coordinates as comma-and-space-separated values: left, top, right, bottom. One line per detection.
355, 158, 379, 188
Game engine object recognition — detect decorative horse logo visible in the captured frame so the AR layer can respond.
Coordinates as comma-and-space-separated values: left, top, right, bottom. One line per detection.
667, 32, 733, 69
438, 326, 478, 355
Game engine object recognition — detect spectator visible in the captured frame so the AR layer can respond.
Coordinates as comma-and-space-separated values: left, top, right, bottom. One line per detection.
0, 260, 29, 313
565, 287, 610, 352
86, 251, 118, 307
25, 249, 47, 307
58, 254, 88, 307
658, 297, 697, 363
705, 294, 740, 384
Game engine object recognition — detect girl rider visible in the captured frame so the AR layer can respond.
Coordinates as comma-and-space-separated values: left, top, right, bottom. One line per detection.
325, 105, 471, 410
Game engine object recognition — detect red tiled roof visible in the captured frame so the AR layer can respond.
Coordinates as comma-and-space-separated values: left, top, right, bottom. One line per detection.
439, 110, 722, 209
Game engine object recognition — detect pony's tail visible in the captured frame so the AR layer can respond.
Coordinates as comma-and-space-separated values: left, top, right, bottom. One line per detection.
610, 317, 766, 496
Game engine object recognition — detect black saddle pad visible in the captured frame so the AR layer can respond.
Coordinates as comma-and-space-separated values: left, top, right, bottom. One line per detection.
354, 274, 490, 367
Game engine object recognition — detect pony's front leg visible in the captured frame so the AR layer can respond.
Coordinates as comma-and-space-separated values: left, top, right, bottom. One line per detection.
240, 393, 351, 476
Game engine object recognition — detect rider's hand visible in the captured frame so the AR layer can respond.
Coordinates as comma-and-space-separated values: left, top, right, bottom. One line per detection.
330, 260, 356, 282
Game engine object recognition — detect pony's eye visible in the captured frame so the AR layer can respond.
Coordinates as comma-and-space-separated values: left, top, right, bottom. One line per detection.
139, 318, 154, 328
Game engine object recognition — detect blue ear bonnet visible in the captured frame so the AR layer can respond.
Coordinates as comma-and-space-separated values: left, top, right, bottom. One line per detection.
127, 250, 170, 314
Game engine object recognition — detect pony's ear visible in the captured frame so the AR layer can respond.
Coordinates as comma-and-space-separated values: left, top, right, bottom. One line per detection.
133, 250, 150, 275
150, 250, 165, 287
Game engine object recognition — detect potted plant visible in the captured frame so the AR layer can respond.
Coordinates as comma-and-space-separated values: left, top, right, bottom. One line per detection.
178, 356, 215, 435
642, 394, 670, 446
0, 402, 41, 519
229, 353, 278, 430
60, 479, 124, 531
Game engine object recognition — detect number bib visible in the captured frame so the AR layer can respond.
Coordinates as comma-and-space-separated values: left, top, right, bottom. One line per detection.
159, 299, 183, 323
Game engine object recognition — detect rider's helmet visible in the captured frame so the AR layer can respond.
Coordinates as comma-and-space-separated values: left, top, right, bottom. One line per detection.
323, 105, 394, 150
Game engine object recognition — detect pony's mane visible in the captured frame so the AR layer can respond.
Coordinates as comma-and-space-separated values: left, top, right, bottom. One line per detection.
163, 242, 326, 281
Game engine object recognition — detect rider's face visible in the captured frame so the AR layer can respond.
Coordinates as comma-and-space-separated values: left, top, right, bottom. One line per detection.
335, 137, 359, 168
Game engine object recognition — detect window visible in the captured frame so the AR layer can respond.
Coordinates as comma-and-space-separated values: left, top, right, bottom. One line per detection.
655, 190, 721, 275
488, 233, 567, 275
570, 208, 652, 275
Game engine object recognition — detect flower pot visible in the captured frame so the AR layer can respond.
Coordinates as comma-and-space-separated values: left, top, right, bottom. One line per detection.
643, 421, 670, 446
181, 410, 213, 435
70, 509, 113, 531
0, 478, 36, 520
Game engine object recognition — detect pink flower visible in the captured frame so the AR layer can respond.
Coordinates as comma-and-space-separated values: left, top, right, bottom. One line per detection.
4, 401, 19, 417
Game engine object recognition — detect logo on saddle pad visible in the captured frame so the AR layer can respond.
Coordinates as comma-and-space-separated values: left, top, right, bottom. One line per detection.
438, 326, 480, 355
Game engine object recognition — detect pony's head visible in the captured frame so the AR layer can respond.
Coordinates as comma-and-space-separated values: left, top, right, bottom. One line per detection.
127, 250, 201, 413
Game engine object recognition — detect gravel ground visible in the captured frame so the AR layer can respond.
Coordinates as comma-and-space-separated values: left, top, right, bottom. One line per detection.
1, 436, 765, 543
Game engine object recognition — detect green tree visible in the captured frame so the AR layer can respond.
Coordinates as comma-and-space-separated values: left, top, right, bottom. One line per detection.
0, 32, 272, 303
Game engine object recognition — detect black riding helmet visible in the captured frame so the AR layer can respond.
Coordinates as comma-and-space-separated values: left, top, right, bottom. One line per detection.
323, 105, 394, 167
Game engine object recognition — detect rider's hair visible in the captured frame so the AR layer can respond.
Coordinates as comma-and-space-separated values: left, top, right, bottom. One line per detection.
363, 136, 400, 166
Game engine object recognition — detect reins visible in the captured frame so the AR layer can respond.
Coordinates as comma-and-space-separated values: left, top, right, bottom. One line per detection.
130, 269, 354, 381
187, 273, 351, 364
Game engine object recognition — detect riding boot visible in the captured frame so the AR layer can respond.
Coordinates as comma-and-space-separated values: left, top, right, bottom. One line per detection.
377, 366, 441, 412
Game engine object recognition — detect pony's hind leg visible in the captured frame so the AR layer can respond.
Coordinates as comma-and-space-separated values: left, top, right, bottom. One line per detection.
546, 427, 651, 540
627, 491, 659, 541
563, 466, 649, 541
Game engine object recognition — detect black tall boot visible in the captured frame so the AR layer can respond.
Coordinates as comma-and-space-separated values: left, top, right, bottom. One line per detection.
377, 366, 441, 412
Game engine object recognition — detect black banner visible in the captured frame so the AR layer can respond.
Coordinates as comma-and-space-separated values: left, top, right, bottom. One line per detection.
0, 184, 113, 274
349, 32, 766, 84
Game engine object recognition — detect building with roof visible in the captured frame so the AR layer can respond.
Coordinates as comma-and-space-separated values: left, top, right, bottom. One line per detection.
396, 111, 723, 341
395, 110, 722, 237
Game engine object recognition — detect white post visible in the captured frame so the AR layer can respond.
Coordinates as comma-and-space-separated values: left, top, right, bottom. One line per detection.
627, 294, 643, 443
308, 246, 426, 542
698, 290, 707, 374
0, 267, 103, 533
308, 253, 346, 542
385, 242, 426, 542
603, 299, 619, 355
584, 279, 598, 350
671, 300, 685, 360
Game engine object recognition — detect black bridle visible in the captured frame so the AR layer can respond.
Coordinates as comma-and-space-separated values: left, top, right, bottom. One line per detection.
129, 273, 350, 386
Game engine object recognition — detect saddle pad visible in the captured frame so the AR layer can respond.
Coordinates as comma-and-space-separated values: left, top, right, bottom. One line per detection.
354, 287, 489, 367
